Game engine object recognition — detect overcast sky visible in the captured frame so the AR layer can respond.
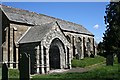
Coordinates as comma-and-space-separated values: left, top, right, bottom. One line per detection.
2, 2, 109, 43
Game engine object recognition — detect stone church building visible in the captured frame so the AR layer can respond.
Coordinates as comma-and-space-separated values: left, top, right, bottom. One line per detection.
0, 5, 97, 74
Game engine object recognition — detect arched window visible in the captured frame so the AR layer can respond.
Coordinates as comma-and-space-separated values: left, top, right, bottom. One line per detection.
78, 37, 82, 45
87, 38, 91, 51
75, 37, 82, 49
76, 37, 82, 58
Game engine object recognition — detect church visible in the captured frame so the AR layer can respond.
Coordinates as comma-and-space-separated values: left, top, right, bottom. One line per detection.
0, 5, 97, 74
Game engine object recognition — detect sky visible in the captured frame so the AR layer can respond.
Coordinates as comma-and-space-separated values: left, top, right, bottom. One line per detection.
1, 2, 109, 43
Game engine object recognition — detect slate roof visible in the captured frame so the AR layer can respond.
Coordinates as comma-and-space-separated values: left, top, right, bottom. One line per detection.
1, 5, 93, 36
18, 22, 55, 44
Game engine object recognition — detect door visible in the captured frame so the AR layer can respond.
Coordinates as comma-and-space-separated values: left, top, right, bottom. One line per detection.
49, 46, 60, 70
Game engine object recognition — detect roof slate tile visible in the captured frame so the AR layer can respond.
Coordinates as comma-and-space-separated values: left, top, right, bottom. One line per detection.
1, 5, 93, 35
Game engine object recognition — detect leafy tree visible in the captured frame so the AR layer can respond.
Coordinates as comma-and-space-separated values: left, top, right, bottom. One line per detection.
97, 42, 106, 57
103, 2, 120, 65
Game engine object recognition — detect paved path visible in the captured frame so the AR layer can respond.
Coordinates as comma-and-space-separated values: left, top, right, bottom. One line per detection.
49, 69, 68, 73
49, 67, 89, 74
66, 67, 89, 73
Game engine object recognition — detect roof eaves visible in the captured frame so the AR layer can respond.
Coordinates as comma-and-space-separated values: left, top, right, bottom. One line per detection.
10, 20, 34, 26
19, 40, 41, 44
62, 29, 94, 37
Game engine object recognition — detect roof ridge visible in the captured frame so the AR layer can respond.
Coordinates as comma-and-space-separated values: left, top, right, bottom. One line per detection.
1, 4, 34, 14
2, 4, 93, 35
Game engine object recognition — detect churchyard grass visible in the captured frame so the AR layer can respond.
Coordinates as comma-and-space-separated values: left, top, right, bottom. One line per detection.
9, 56, 119, 80
32, 56, 119, 79
9, 69, 19, 79
31, 64, 119, 80
0, 67, 2, 79
72, 56, 105, 68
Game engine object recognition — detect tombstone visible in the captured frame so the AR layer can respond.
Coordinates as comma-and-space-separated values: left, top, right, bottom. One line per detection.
117, 53, 120, 63
19, 52, 30, 80
106, 54, 113, 66
0, 7, 2, 80
90, 54, 94, 58
0, 64, 1, 80
2, 63, 8, 80
76, 54, 80, 60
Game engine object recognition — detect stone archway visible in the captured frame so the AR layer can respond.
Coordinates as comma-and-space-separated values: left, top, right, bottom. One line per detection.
49, 38, 65, 70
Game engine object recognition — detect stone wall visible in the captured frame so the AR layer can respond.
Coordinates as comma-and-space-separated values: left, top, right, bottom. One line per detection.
64, 32, 95, 59
9, 23, 29, 68
0, 9, 2, 80
1, 10, 10, 79
2, 11, 9, 63
2, 18, 29, 68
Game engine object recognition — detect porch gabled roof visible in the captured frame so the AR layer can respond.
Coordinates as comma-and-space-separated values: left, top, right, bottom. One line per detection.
18, 22, 55, 44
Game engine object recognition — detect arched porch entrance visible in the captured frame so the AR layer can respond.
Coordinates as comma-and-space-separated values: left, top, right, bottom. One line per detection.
49, 45, 60, 69
49, 38, 65, 70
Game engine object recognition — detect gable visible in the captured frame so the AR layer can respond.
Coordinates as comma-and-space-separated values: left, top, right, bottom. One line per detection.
41, 22, 70, 48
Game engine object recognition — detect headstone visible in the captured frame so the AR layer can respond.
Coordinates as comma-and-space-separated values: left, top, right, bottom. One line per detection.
0, 6, 2, 80
2, 63, 8, 80
0, 64, 2, 80
90, 54, 94, 58
117, 53, 120, 63
106, 54, 113, 66
76, 54, 80, 60
19, 52, 30, 80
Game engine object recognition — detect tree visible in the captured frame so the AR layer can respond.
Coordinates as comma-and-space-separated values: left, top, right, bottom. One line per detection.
97, 42, 105, 57
103, 2, 120, 65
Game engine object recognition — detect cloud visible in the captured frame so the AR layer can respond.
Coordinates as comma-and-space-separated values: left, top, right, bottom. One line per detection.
93, 24, 99, 29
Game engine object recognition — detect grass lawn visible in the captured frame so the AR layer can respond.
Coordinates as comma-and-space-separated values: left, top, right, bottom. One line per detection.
8, 56, 120, 80
0, 67, 2, 79
72, 56, 105, 68
31, 56, 119, 80
31, 64, 120, 80
9, 69, 19, 79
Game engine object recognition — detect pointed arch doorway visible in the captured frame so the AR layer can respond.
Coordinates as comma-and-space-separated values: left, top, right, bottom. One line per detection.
49, 45, 60, 69
49, 38, 65, 70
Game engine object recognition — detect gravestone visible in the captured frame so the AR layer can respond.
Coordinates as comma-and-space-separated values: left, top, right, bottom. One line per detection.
19, 52, 30, 80
2, 63, 8, 80
117, 53, 120, 63
90, 53, 94, 58
106, 54, 113, 66
0, 5, 2, 80
0, 63, 2, 80
76, 54, 80, 60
